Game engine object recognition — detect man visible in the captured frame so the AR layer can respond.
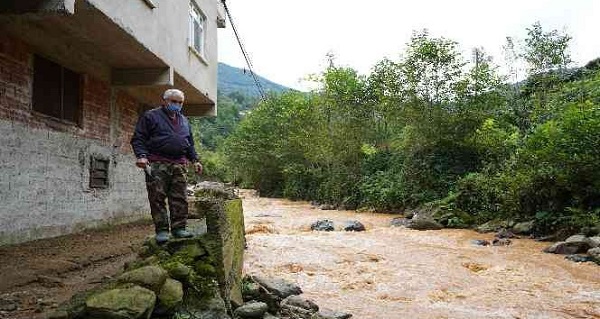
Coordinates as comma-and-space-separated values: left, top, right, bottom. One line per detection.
131, 89, 203, 243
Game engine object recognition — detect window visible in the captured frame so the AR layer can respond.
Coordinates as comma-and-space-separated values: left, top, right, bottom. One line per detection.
90, 156, 110, 189
32, 55, 81, 124
189, 2, 206, 56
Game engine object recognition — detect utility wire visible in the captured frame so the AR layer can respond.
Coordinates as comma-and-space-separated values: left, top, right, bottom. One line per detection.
221, 0, 267, 101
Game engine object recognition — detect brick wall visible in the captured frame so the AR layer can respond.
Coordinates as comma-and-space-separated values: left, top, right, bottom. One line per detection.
0, 33, 151, 245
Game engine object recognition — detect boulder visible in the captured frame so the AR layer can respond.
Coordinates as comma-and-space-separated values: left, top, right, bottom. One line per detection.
311, 220, 334, 232
263, 313, 280, 319
543, 241, 591, 255
511, 221, 534, 235
588, 247, 600, 261
250, 276, 302, 299
342, 221, 365, 232
164, 262, 191, 282
588, 237, 600, 248
476, 220, 512, 233
157, 279, 183, 312
281, 295, 319, 312
495, 228, 516, 239
234, 301, 269, 319
279, 295, 319, 319
390, 218, 411, 227
565, 255, 593, 263
85, 286, 156, 319
117, 265, 168, 293
471, 240, 490, 246
565, 235, 587, 243
407, 219, 443, 231
492, 238, 512, 246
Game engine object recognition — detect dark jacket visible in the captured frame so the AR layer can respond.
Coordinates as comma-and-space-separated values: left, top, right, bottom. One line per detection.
130, 107, 198, 162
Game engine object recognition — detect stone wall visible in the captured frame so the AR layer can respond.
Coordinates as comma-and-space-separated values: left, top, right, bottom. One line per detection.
0, 33, 149, 245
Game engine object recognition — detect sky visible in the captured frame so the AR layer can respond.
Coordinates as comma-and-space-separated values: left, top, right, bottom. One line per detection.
217, 0, 600, 91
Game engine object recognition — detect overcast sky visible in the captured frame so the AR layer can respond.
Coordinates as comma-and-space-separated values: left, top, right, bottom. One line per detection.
217, 0, 600, 91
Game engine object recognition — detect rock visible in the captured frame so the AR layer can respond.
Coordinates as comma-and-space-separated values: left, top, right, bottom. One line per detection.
476, 220, 511, 233
164, 262, 191, 281
263, 313, 280, 319
407, 219, 443, 231
166, 239, 206, 258
279, 295, 319, 319
495, 228, 516, 239
318, 204, 335, 210
390, 217, 411, 227
117, 265, 168, 292
492, 238, 512, 246
250, 276, 302, 299
313, 309, 353, 319
281, 295, 319, 312
588, 237, 600, 248
311, 219, 334, 231
588, 247, 600, 261
0, 297, 18, 312
157, 279, 183, 312
543, 241, 591, 255
471, 239, 490, 246
85, 285, 156, 319
403, 211, 415, 219
565, 255, 594, 263
342, 221, 365, 232
234, 301, 269, 318
565, 235, 587, 243
512, 221, 534, 235
242, 281, 262, 301
194, 181, 237, 200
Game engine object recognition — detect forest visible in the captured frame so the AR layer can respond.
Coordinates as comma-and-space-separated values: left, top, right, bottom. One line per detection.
194, 23, 600, 236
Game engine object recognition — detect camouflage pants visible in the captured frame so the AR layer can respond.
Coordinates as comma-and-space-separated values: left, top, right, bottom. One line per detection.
145, 162, 188, 232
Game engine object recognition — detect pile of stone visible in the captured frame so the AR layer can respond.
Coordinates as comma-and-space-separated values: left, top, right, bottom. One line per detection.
543, 234, 600, 264
237, 275, 352, 319
48, 236, 231, 319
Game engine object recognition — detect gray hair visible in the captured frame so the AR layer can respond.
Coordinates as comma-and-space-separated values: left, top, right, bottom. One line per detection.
162, 89, 185, 100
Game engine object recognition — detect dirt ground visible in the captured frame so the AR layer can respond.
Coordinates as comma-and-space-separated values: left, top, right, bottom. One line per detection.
0, 221, 155, 319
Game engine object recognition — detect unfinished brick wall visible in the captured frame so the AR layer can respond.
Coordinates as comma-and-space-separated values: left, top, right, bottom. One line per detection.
0, 33, 150, 245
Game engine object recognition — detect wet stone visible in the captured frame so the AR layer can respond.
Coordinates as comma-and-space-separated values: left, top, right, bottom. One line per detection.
390, 217, 411, 227
311, 219, 334, 232
471, 239, 491, 246
343, 221, 365, 232
116, 265, 168, 293
565, 255, 594, 263
492, 238, 512, 246
250, 276, 302, 299
544, 241, 591, 255
234, 301, 269, 318
495, 228, 516, 239
281, 295, 319, 312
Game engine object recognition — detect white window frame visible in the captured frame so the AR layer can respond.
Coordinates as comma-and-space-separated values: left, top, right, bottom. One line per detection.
189, 2, 207, 60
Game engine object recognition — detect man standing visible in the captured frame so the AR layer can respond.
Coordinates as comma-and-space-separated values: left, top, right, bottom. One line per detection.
131, 89, 203, 243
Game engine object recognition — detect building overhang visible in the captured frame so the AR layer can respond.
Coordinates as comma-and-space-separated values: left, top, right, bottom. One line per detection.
0, 0, 215, 117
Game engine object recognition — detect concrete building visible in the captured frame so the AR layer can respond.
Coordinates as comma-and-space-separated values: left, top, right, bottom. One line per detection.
0, 0, 226, 245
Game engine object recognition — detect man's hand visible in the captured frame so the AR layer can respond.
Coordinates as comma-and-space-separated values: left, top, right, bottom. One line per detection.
194, 162, 203, 175
136, 157, 149, 168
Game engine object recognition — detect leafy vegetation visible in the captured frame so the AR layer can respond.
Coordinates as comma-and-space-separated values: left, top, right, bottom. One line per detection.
195, 24, 600, 235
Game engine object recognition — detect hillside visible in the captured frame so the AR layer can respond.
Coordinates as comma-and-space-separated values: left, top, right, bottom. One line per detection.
218, 62, 291, 97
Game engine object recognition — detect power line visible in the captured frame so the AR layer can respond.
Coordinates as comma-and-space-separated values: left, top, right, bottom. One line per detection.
220, 0, 267, 101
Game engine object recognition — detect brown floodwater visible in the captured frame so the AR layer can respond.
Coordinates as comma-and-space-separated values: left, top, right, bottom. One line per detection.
240, 190, 600, 319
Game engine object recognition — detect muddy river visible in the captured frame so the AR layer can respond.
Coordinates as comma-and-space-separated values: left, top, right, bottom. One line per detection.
240, 191, 600, 319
